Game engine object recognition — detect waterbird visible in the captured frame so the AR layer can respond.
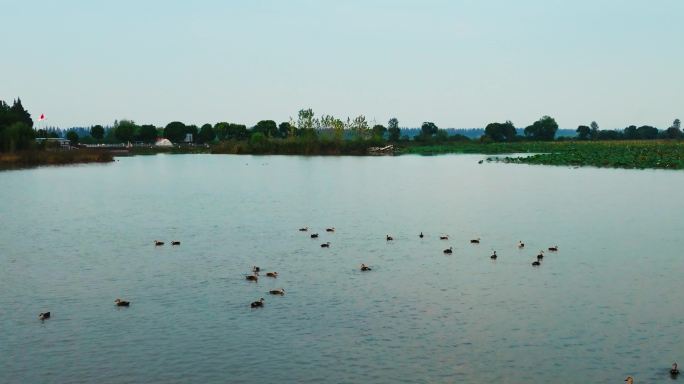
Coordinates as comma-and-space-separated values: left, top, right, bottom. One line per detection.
269, 288, 285, 295
310, 233, 319, 239
537, 251, 544, 260
386, 235, 394, 241
251, 298, 265, 308
548, 245, 559, 252
518, 241, 525, 248
532, 260, 540, 266
38, 312, 50, 320
490, 251, 497, 260
266, 272, 278, 278
154, 240, 164, 246
478, 160, 484, 164
114, 298, 130, 307
252, 266, 260, 273
299, 227, 308, 232
360, 264, 372, 271
321, 242, 331, 248
443, 247, 453, 254
171, 241, 180, 246
470, 238, 480, 244
326, 227, 335, 232
671, 363, 680, 376
246, 274, 258, 282
419, 232, 424, 238
439, 235, 449, 240
624, 377, 633, 384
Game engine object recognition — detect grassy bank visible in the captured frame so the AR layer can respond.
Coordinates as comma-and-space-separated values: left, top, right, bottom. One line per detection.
400, 140, 684, 170
498, 140, 684, 169
396, 141, 561, 155
0, 149, 114, 169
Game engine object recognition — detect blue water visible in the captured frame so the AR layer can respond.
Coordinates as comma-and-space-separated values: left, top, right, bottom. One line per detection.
1, 154, 683, 383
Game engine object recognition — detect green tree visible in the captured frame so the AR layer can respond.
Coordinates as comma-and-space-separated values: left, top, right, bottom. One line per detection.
164, 121, 187, 143
350, 115, 370, 139
253, 120, 278, 137
623, 125, 638, 139
278, 122, 294, 138
197, 123, 215, 143
214, 122, 229, 140
91, 125, 105, 141
372, 124, 387, 139
297, 108, 315, 130
589, 121, 599, 140
576, 125, 591, 140
66, 130, 79, 146
664, 119, 682, 139
421, 122, 439, 137
1, 122, 35, 152
636, 125, 658, 140
186, 125, 199, 143
387, 118, 400, 142
214, 122, 248, 140
9, 98, 33, 128
485, 121, 516, 142
137, 124, 158, 143
114, 120, 137, 143
524, 116, 558, 141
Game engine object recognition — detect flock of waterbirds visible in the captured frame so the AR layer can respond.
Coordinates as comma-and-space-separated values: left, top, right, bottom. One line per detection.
34, 229, 680, 381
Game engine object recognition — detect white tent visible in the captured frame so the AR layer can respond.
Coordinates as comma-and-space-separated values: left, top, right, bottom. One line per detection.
155, 138, 173, 147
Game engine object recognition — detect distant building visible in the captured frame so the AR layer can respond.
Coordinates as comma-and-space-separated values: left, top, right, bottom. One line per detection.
35, 137, 71, 149
184, 133, 193, 143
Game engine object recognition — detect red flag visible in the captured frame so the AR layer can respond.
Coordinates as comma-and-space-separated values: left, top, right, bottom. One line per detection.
39, 114, 45, 121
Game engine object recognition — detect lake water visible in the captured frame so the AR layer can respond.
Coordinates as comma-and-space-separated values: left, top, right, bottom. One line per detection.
1, 154, 683, 383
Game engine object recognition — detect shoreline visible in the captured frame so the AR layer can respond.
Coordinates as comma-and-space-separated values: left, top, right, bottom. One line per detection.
2, 140, 684, 171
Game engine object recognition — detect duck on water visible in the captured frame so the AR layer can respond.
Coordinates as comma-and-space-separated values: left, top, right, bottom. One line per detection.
246, 273, 258, 281
251, 298, 265, 308
115, 298, 130, 307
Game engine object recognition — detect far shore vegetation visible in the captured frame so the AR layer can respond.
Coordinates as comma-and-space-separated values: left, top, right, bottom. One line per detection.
1, 98, 683, 170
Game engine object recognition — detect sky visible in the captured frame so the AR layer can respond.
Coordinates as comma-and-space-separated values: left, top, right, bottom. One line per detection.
1, 0, 683, 129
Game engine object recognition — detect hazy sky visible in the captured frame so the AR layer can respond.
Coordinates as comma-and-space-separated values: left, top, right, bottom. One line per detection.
2, 0, 683, 129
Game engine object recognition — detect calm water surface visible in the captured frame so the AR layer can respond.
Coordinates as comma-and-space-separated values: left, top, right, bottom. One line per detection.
1, 154, 683, 383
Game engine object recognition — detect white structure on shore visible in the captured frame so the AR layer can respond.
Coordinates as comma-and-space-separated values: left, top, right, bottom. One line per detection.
155, 138, 173, 147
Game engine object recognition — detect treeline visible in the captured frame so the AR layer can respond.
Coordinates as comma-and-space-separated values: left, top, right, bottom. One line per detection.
5, 97, 683, 153
482, 117, 683, 142
574, 120, 682, 140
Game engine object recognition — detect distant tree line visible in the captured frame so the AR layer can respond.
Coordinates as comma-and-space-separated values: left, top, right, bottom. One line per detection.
4, 98, 683, 152
43, 113, 684, 146
574, 119, 681, 140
